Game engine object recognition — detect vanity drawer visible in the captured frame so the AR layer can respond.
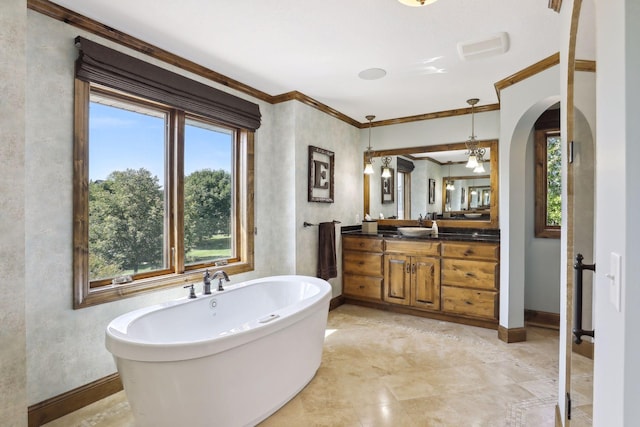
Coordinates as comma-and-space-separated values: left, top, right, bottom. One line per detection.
441, 242, 499, 261
343, 236, 383, 253
441, 259, 498, 290
343, 252, 383, 276
385, 240, 440, 256
441, 286, 497, 319
343, 274, 382, 300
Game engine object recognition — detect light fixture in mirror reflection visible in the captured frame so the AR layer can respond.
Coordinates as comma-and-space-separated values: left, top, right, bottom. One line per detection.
363, 140, 498, 229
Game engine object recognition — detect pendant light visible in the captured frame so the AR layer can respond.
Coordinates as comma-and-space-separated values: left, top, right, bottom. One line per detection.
464, 98, 486, 172
364, 115, 375, 175
445, 161, 455, 190
381, 157, 392, 178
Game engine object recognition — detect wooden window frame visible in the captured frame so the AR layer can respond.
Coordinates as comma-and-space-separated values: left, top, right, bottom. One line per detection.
73, 80, 254, 308
534, 128, 561, 238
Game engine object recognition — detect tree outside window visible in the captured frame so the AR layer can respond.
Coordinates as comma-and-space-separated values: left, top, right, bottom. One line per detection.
535, 129, 561, 238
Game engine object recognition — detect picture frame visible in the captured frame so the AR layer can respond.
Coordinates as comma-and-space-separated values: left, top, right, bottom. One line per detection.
308, 145, 334, 203
461, 187, 466, 205
428, 178, 436, 204
381, 167, 394, 204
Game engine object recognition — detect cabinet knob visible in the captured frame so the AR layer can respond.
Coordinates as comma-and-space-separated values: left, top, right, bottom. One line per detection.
464, 249, 474, 256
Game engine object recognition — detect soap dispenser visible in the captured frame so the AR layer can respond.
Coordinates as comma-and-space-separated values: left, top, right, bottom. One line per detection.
432, 220, 438, 237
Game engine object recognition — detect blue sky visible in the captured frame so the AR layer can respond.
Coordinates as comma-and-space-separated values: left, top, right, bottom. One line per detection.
89, 102, 232, 182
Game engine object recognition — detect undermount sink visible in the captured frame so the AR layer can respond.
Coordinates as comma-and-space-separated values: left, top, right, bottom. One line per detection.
397, 227, 434, 237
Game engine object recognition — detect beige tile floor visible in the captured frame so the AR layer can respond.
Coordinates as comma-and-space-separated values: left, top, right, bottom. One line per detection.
43, 304, 593, 426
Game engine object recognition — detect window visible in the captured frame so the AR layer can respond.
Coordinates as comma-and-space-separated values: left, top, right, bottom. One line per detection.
74, 83, 254, 307
72, 38, 259, 308
535, 129, 561, 238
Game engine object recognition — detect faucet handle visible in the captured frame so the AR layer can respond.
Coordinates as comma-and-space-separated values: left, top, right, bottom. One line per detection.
183, 284, 197, 299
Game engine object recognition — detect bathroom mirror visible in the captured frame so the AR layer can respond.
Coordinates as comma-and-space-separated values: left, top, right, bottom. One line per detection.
363, 139, 499, 229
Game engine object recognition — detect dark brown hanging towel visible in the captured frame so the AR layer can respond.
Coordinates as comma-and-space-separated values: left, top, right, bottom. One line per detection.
317, 222, 337, 280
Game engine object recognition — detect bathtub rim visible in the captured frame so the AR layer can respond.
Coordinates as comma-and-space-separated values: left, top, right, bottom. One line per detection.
105, 275, 332, 362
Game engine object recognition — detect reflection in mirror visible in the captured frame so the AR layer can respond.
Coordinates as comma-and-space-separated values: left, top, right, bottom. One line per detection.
442, 175, 490, 213
363, 140, 498, 229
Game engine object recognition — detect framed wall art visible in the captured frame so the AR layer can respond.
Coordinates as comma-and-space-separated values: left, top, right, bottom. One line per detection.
428, 178, 436, 204
381, 167, 394, 204
308, 145, 334, 203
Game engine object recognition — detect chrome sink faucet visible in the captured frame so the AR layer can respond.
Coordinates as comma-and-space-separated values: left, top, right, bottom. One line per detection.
212, 270, 230, 291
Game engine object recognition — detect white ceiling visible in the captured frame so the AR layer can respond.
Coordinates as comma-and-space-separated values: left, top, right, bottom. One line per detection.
50, 0, 595, 124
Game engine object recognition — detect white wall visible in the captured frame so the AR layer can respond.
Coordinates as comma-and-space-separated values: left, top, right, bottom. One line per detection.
498, 66, 560, 330
0, 0, 27, 425
292, 101, 361, 296
524, 128, 561, 314
592, 0, 640, 423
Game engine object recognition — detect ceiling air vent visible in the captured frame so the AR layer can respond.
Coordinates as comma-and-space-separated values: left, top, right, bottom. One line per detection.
457, 32, 509, 61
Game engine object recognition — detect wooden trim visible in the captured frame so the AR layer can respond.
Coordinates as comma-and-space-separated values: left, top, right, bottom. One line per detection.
497, 325, 527, 343
548, 0, 563, 13
363, 103, 500, 129
572, 340, 594, 360
329, 295, 345, 311
524, 309, 560, 330
72, 79, 90, 307
28, 373, 122, 427
494, 53, 560, 100
576, 59, 596, 72
555, 403, 562, 426
272, 91, 361, 127
344, 298, 499, 330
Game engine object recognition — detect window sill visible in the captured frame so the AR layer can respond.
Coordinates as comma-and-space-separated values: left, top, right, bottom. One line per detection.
74, 262, 253, 309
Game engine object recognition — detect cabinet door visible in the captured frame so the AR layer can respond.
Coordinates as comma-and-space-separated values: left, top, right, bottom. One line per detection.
384, 254, 411, 305
412, 256, 441, 310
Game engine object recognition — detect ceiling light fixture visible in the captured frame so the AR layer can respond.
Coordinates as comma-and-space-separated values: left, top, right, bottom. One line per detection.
364, 115, 376, 175
358, 68, 387, 80
464, 98, 486, 173
398, 0, 438, 6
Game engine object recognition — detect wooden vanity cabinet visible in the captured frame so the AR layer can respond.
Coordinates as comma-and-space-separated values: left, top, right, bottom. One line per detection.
384, 240, 441, 310
440, 242, 499, 320
341, 234, 500, 328
342, 235, 383, 301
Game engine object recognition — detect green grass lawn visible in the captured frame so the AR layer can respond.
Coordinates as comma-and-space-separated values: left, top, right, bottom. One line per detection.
186, 235, 231, 263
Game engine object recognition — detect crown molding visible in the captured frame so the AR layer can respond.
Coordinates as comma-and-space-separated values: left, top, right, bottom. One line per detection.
361, 103, 501, 129
548, 0, 562, 13
494, 53, 560, 100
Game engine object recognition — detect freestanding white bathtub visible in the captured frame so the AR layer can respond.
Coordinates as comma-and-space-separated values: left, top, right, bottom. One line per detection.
105, 275, 332, 427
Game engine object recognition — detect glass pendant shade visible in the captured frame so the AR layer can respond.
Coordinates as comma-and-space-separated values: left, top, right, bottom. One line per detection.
473, 161, 485, 173
466, 154, 478, 169
446, 181, 455, 191
364, 162, 374, 175
381, 167, 392, 178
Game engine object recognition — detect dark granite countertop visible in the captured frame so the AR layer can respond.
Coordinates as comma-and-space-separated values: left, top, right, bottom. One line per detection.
341, 225, 500, 243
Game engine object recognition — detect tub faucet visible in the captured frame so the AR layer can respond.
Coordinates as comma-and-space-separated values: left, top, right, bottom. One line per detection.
212, 270, 230, 291
203, 269, 212, 295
